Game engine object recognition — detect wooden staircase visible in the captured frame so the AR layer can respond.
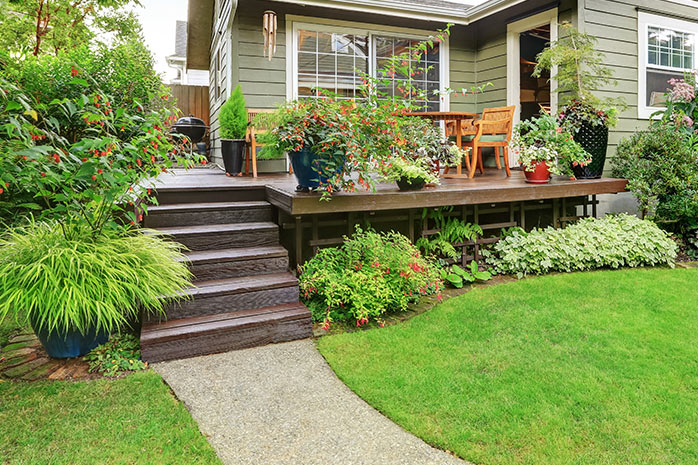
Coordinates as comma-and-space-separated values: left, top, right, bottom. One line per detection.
140, 192, 312, 363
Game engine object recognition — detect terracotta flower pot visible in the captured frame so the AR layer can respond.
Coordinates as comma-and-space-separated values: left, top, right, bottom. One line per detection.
523, 161, 551, 184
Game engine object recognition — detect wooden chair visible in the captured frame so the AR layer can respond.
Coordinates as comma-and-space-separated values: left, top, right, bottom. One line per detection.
245, 108, 276, 178
463, 105, 516, 178
443, 119, 477, 175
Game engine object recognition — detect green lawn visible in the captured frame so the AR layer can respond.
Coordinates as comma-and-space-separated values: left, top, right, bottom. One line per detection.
318, 268, 698, 465
0, 371, 221, 465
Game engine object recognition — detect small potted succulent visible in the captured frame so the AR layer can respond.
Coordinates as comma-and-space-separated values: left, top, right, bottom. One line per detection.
509, 113, 590, 184
533, 23, 625, 178
219, 84, 248, 176
382, 156, 439, 191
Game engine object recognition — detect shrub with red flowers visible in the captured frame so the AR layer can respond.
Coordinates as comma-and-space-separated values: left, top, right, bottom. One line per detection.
0, 75, 202, 231
299, 227, 442, 328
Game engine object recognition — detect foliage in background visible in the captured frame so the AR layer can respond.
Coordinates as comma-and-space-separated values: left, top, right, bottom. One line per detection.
0, 70, 200, 229
84, 333, 147, 377
656, 71, 698, 136
509, 112, 590, 177
0, 221, 192, 335
0, 0, 143, 57
485, 214, 677, 277
533, 23, 625, 129
219, 84, 248, 140
612, 122, 698, 246
299, 227, 442, 327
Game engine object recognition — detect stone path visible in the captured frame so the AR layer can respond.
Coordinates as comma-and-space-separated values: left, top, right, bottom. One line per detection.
0, 330, 93, 381
155, 340, 468, 465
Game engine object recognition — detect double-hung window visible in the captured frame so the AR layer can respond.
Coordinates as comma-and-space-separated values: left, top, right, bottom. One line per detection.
291, 20, 448, 111
638, 12, 697, 118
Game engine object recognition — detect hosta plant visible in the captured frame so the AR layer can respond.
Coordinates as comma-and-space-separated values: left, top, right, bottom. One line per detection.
299, 227, 442, 328
0, 220, 192, 337
441, 261, 492, 288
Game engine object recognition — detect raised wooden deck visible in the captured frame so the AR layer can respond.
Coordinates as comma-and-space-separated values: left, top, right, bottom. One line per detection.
153, 167, 628, 215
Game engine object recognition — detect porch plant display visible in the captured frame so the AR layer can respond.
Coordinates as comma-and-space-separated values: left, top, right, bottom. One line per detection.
612, 121, 698, 254
219, 84, 248, 176
484, 214, 677, 277
299, 227, 442, 328
382, 156, 439, 191
533, 23, 626, 178
0, 221, 192, 358
509, 113, 590, 183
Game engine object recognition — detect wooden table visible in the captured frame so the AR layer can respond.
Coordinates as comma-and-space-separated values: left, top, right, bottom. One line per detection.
404, 111, 480, 176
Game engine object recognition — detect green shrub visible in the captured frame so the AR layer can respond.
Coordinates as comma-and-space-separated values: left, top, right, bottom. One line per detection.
612, 122, 698, 241
84, 333, 147, 377
485, 214, 677, 277
0, 221, 192, 335
219, 84, 247, 140
299, 227, 442, 327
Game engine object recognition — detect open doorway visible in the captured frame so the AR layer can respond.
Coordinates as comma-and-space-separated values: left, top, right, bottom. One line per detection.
519, 25, 550, 121
506, 9, 558, 124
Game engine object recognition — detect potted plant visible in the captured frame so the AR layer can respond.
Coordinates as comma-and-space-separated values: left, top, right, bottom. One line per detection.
382, 156, 439, 191
533, 23, 626, 178
219, 84, 248, 176
0, 221, 192, 358
509, 113, 590, 184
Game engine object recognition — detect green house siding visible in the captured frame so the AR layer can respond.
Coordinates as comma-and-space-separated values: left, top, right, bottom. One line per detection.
581, 0, 698, 159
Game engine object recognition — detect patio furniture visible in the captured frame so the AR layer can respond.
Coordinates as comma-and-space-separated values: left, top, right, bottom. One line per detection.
403, 111, 480, 175
245, 108, 276, 178
451, 105, 516, 179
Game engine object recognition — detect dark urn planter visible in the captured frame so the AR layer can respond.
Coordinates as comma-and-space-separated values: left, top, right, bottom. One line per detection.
523, 161, 551, 184
572, 121, 609, 179
30, 315, 108, 359
222, 139, 245, 176
289, 147, 342, 190
396, 177, 426, 191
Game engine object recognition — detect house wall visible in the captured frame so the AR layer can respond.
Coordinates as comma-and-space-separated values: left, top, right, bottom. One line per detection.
208, 0, 231, 167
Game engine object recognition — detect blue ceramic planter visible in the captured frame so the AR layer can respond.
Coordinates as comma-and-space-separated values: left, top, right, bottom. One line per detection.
288, 148, 342, 188
30, 316, 109, 359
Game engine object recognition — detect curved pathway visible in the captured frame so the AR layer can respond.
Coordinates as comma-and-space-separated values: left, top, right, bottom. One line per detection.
155, 340, 468, 465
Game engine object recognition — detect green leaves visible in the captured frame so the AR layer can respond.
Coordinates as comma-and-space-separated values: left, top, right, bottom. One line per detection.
485, 214, 678, 277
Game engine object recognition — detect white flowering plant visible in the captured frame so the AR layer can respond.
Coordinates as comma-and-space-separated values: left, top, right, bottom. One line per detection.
509, 113, 590, 177
658, 72, 698, 136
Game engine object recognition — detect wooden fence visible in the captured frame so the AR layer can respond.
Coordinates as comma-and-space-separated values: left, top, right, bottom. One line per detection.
168, 84, 210, 126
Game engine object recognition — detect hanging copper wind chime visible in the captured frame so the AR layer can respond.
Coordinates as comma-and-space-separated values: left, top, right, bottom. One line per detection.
263, 10, 277, 61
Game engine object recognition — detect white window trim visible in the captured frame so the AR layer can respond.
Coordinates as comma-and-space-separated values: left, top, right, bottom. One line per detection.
638, 12, 698, 119
285, 14, 450, 111
506, 8, 558, 127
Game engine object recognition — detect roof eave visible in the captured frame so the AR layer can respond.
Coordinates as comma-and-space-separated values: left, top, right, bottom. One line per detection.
186, 0, 215, 70
269, 0, 470, 25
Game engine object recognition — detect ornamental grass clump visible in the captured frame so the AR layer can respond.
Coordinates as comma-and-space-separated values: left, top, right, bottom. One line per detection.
485, 214, 677, 277
299, 227, 442, 328
0, 221, 192, 335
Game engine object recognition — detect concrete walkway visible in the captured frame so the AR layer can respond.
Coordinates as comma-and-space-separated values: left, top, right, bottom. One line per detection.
154, 340, 467, 465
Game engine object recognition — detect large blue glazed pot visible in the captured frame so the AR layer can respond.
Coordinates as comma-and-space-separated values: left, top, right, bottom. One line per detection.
30, 315, 109, 359
288, 147, 343, 189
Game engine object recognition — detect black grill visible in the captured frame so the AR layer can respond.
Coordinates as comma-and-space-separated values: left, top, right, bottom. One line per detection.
172, 116, 208, 143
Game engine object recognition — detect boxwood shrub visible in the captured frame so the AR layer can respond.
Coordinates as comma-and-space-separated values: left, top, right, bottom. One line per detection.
485, 214, 677, 277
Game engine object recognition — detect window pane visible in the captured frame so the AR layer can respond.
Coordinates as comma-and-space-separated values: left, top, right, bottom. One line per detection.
648, 26, 694, 70
298, 74, 317, 96
317, 53, 336, 77
298, 52, 316, 74
318, 32, 333, 53
646, 68, 684, 107
354, 36, 368, 58
375, 37, 393, 57
426, 42, 440, 61
298, 30, 317, 53
393, 38, 410, 55
427, 63, 440, 82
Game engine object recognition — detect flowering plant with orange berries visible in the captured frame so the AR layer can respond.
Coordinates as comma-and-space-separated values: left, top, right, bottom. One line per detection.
299, 227, 442, 327
0, 74, 203, 233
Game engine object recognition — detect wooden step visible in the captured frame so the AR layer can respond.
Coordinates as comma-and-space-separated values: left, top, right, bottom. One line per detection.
150, 222, 279, 251
144, 201, 273, 228
155, 187, 266, 204
140, 302, 312, 363
153, 273, 299, 321
183, 246, 289, 281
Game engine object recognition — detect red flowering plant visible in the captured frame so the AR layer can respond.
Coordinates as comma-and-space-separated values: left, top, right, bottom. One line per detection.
299, 227, 442, 328
0, 75, 203, 233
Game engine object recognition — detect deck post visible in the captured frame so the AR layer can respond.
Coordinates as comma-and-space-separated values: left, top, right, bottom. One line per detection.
295, 216, 303, 267
592, 195, 597, 218
519, 201, 526, 230
408, 209, 415, 243
553, 199, 560, 228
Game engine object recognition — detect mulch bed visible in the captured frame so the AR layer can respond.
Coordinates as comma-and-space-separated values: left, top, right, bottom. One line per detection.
0, 330, 98, 382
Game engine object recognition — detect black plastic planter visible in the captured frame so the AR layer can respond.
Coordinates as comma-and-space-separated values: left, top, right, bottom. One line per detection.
396, 177, 426, 191
222, 139, 245, 176
572, 121, 609, 179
